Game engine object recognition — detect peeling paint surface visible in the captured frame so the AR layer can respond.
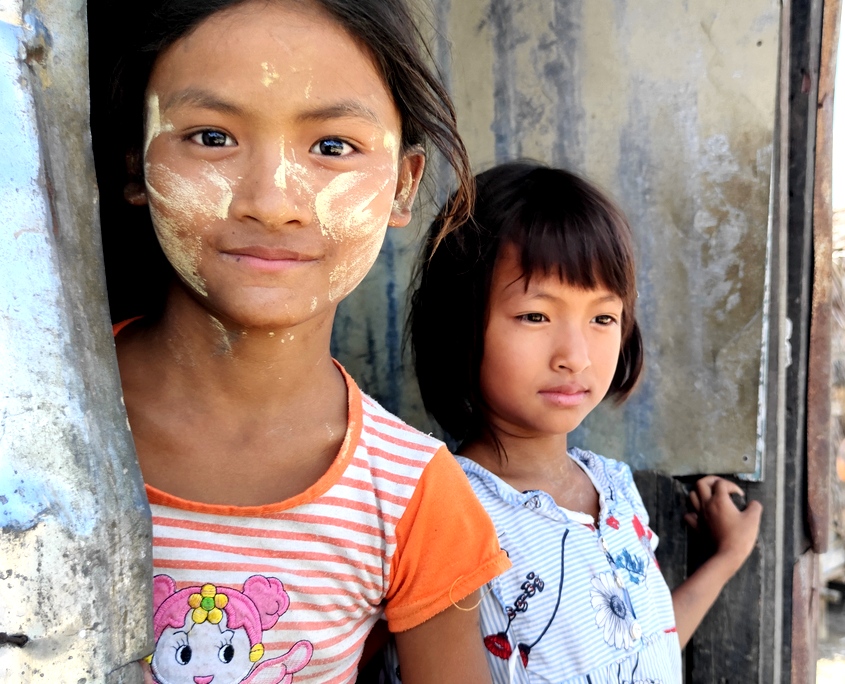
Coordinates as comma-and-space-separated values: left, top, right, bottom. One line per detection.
333, 0, 778, 475
0, 1, 152, 681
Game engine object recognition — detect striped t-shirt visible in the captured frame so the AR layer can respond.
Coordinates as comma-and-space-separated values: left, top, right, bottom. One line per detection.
146, 367, 510, 684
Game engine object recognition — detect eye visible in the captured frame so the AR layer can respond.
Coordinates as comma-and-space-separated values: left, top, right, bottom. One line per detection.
593, 314, 618, 326
218, 643, 235, 663
189, 129, 235, 147
518, 313, 548, 323
175, 644, 192, 665
310, 138, 355, 157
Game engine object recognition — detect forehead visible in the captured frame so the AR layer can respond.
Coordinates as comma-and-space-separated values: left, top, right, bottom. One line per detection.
147, 0, 398, 126
491, 244, 622, 304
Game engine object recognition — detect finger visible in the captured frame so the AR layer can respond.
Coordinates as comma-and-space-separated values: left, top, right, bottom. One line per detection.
696, 475, 720, 500
684, 512, 699, 530
712, 477, 745, 499
140, 661, 154, 684
689, 489, 701, 511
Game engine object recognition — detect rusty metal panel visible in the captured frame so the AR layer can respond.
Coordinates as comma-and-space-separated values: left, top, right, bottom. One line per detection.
791, 551, 821, 684
0, 0, 152, 681
807, 0, 841, 554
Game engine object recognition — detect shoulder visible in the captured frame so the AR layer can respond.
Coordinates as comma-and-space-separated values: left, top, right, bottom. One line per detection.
569, 447, 634, 486
357, 390, 445, 458
569, 447, 648, 519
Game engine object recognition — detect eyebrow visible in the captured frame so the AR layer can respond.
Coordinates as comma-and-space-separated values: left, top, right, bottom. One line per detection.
507, 281, 623, 305
161, 91, 384, 129
163, 88, 245, 116
296, 101, 384, 127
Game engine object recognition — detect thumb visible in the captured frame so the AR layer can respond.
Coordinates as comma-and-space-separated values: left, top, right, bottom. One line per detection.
742, 500, 763, 527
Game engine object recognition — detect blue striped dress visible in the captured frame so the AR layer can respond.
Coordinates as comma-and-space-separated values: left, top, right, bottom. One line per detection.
458, 449, 682, 684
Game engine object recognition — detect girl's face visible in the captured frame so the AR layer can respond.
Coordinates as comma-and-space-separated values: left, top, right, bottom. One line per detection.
141, 0, 423, 329
479, 245, 623, 440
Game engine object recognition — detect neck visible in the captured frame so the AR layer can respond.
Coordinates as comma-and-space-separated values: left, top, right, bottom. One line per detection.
127, 284, 342, 413
462, 429, 574, 484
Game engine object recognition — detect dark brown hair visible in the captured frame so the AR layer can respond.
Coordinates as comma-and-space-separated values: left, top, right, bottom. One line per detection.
88, 0, 473, 320
410, 161, 644, 444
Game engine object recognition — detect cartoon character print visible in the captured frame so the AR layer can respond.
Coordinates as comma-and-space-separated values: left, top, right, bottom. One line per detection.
151, 574, 313, 684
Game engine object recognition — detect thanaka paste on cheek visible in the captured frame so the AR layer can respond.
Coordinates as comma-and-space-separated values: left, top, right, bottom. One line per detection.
327, 219, 387, 301
144, 162, 234, 297
314, 167, 394, 301
314, 170, 391, 241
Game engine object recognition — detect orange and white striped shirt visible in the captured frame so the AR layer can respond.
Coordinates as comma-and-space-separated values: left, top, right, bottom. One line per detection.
146, 367, 510, 684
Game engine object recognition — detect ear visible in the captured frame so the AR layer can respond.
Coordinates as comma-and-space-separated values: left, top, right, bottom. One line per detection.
124, 181, 148, 206
388, 149, 425, 228
124, 148, 148, 206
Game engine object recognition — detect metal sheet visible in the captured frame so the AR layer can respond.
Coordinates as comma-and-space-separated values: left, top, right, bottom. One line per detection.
0, 0, 151, 681
334, 0, 780, 476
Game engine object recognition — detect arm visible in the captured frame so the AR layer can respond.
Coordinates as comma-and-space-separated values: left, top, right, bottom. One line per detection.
671, 476, 762, 647
140, 659, 155, 684
393, 591, 491, 684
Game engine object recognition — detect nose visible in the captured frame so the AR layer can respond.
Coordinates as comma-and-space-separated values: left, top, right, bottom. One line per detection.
552, 324, 591, 374
229, 145, 313, 229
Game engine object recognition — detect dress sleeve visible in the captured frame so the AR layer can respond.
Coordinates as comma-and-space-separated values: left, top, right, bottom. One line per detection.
383, 446, 511, 632
608, 458, 660, 552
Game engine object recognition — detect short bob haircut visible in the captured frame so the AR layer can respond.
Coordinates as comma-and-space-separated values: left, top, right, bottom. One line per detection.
410, 161, 644, 444
88, 0, 474, 321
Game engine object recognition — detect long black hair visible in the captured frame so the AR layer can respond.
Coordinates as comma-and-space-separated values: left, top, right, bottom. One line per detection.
410, 161, 644, 444
88, 0, 474, 320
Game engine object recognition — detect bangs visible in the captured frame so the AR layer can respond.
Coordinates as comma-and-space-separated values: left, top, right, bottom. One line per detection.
497, 168, 636, 304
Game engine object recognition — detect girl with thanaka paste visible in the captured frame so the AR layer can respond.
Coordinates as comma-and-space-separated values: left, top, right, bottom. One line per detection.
403, 162, 763, 683
95, 1, 510, 683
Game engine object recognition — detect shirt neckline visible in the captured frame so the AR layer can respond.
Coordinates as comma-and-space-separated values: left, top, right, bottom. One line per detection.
456, 449, 612, 524
144, 363, 362, 516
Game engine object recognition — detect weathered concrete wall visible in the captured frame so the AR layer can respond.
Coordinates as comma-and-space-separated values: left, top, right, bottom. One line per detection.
334, 0, 780, 476
0, 0, 152, 681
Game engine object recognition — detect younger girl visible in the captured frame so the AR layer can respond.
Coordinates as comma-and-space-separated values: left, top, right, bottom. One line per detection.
407, 162, 763, 682
90, 1, 510, 683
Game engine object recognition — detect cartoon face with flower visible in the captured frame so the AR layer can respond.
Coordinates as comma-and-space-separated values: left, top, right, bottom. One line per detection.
151, 574, 312, 684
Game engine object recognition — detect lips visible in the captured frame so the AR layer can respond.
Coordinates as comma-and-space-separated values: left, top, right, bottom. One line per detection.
223, 245, 317, 261
538, 383, 589, 407
221, 245, 319, 273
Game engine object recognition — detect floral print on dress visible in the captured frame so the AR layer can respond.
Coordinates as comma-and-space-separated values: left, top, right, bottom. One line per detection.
484, 531, 569, 668
590, 572, 639, 650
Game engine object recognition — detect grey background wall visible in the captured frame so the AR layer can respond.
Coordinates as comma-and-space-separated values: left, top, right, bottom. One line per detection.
333, 0, 781, 477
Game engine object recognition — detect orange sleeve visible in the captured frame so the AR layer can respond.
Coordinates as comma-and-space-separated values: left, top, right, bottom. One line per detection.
383, 446, 511, 632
